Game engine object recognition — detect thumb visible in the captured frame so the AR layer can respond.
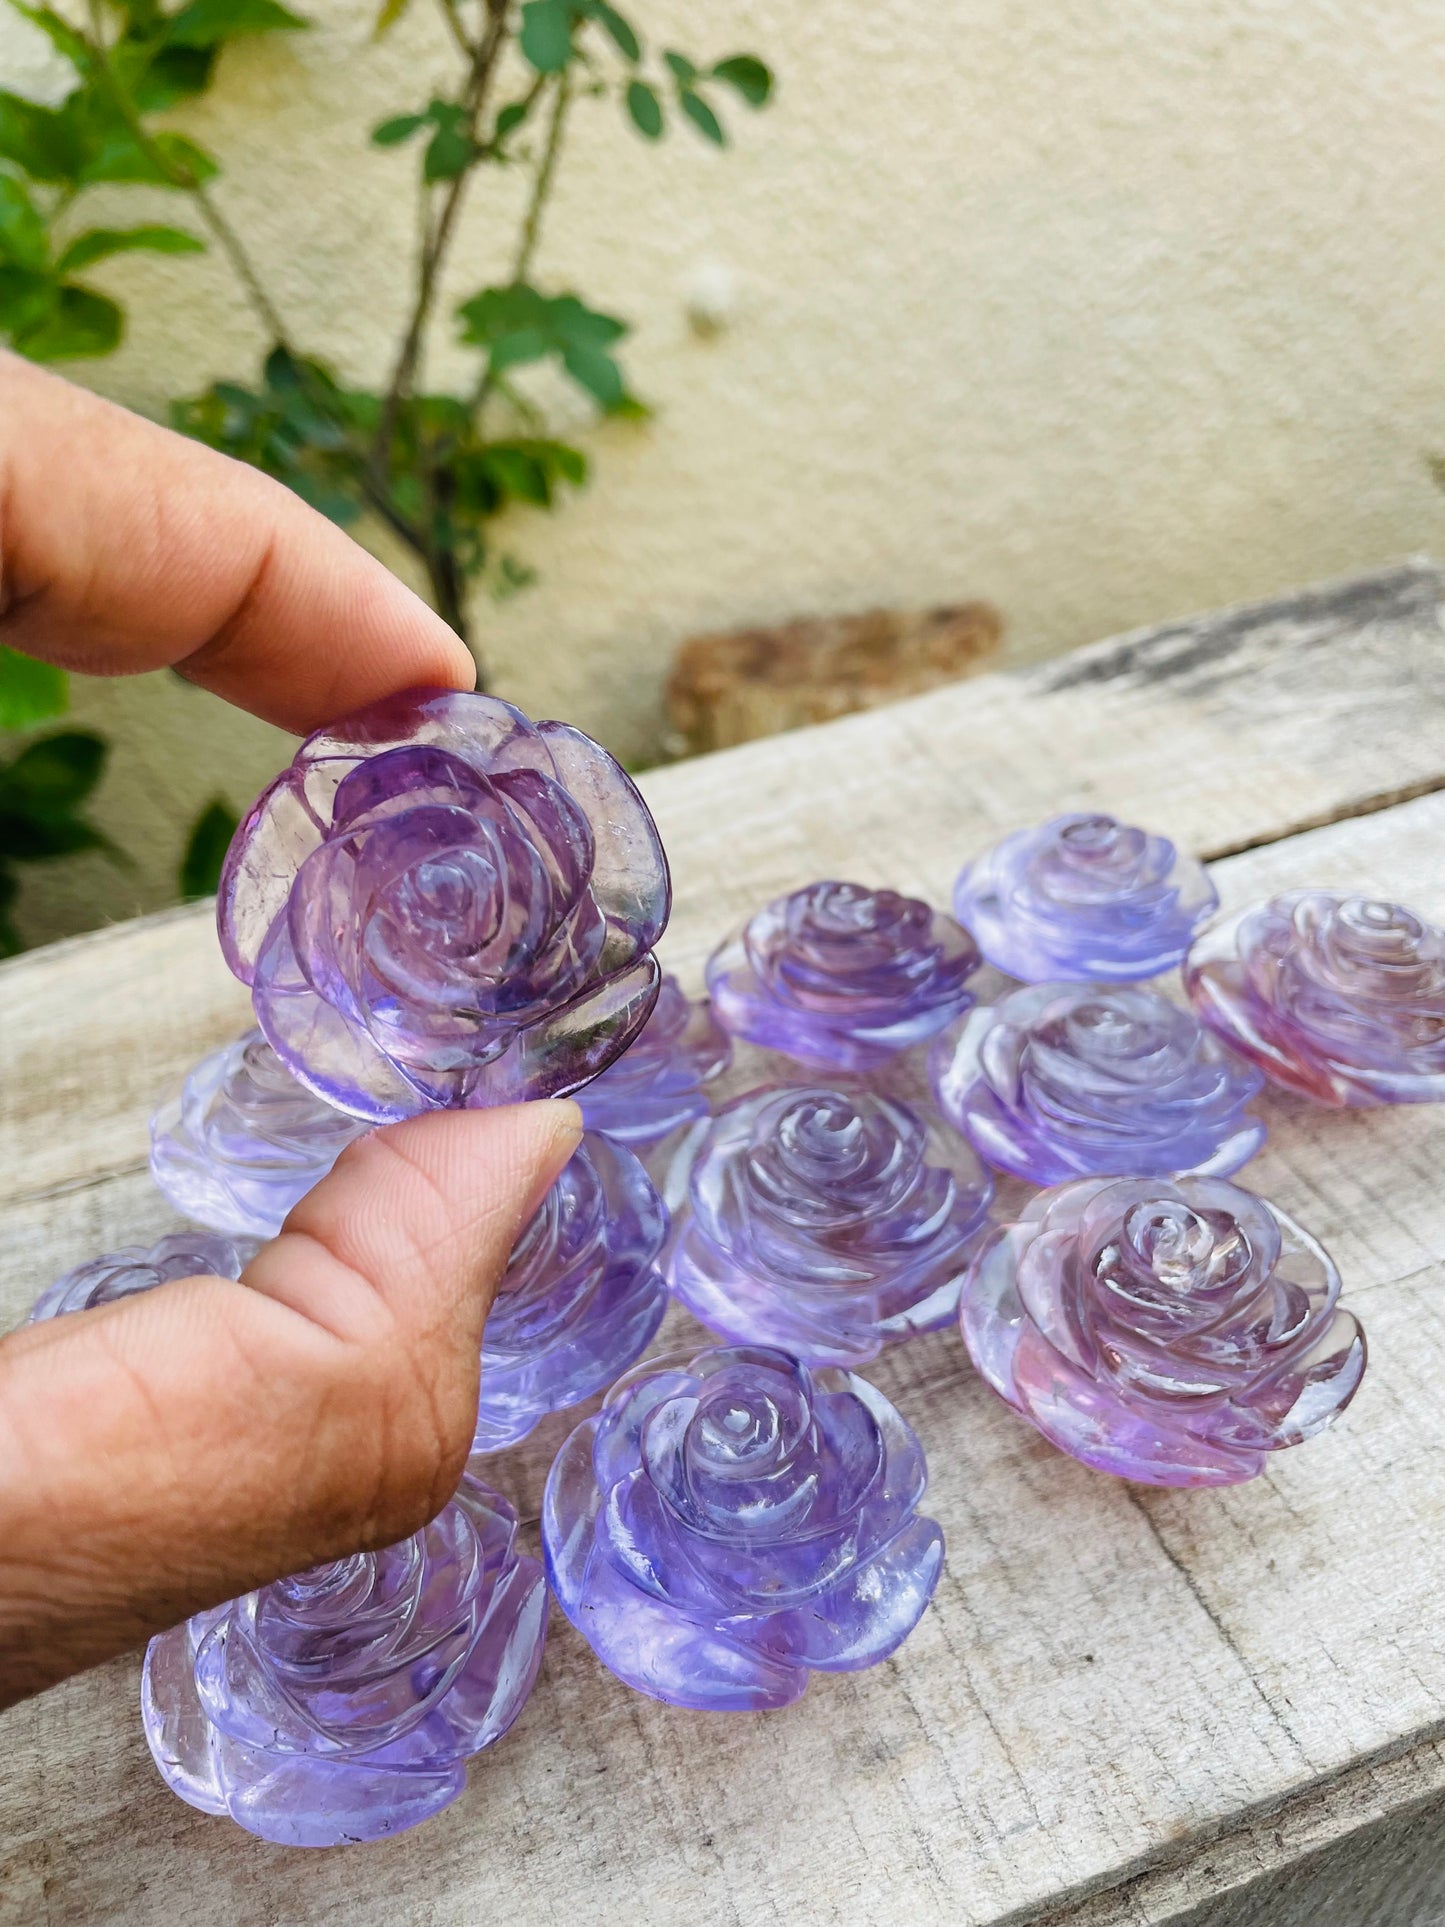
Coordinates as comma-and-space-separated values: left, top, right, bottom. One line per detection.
0, 1099, 580, 1709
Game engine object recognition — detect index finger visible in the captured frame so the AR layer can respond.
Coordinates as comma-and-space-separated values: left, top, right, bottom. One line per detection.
0, 354, 476, 733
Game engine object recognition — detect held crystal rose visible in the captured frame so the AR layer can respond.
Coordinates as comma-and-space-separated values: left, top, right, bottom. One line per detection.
668, 1085, 994, 1366
218, 689, 671, 1122
543, 1343, 944, 1710
142, 1473, 546, 1846
705, 879, 980, 1069
29, 1230, 257, 1323
952, 813, 1217, 981
930, 983, 1265, 1185
577, 973, 731, 1146
471, 1131, 668, 1451
1184, 892, 1445, 1105
960, 1175, 1366, 1486
150, 1030, 368, 1239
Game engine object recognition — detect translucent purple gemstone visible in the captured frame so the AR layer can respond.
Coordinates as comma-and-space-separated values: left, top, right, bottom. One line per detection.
1184, 891, 1445, 1106
953, 813, 1217, 981
960, 1175, 1366, 1487
217, 688, 672, 1124
28, 1230, 258, 1324
150, 1030, 369, 1239
141, 1472, 546, 1845
472, 1131, 668, 1451
577, 974, 731, 1146
668, 1085, 993, 1367
543, 1343, 944, 1710
930, 983, 1265, 1185
705, 879, 980, 1069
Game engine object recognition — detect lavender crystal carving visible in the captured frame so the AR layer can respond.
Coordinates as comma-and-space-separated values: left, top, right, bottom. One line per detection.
1185, 891, 1445, 1106
930, 983, 1265, 1185
543, 1343, 943, 1709
29, 1230, 256, 1324
472, 1131, 668, 1451
150, 1029, 368, 1239
668, 1085, 993, 1367
577, 973, 730, 1146
953, 813, 1217, 982
217, 688, 671, 1123
705, 880, 980, 1069
961, 1175, 1366, 1486
142, 1471, 545, 1846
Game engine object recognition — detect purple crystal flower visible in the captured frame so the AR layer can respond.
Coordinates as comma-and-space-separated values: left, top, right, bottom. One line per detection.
953, 813, 1217, 981
930, 983, 1265, 1185
577, 973, 731, 1146
218, 688, 671, 1123
141, 1471, 545, 1846
705, 880, 980, 1069
668, 1085, 993, 1367
543, 1343, 943, 1710
961, 1175, 1366, 1486
472, 1131, 668, 1451
1184, 892, 1445, 1106
28, 1230, 257, 1324
150, 1030, 369, 1239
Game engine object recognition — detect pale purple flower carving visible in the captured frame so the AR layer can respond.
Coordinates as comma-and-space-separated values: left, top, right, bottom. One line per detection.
930, 983, 1265, 1185
142, 1472, 546, 1846
218, 689, 671, 1123
577, 973, 730, 1146
150, 1030, 368, 1239
705, 880, 980, 1069
961, 1175, 1366, 1486
543, 1343, 944, 1710
668, 1085, 993, 1367
28, 1230, 257, 1324
1185, 891, 1445, 1106
953, 813, 1217, 981
472, 1132, 668, 1451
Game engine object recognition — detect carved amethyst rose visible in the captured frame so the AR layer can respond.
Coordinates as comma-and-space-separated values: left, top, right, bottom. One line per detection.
28, 1230, 257, 1324
668, 1085, 993, 1367
543, 1343, 944, 1710
142, 1472, 546, 1845
577, 973, 731, 1146
472, 1131, 668, 1451
961, 1175, 1366, 1486
705, 880, 980, 1069
218, 688, 671, 1123
930, 983, 1265, 1185
1184, 892, 1445, 1105
953, 814, 1217, 981
150, 1030, 368, 1239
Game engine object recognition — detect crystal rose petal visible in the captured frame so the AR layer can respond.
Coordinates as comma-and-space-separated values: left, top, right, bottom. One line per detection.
536, 720, 671, 951
217, 768, 328, 984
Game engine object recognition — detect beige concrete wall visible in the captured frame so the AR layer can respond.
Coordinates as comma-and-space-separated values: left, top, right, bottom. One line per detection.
5, 0, 1445, 945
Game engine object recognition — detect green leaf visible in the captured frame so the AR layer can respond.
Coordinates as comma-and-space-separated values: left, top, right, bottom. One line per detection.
711, 54, 772, 106
0, 264, 57, 339
78, 129, 220, 187
0, 731, 106, 810
625, 78, 662, 138
0, 647, 67, 730
178, 797, 238, 899
423, 106, 473, 182
371, 112, 425, 146
519, 0, 572, 73
371, 0, 412, 36
129, 44, 218, 111
0, 866, 21, 958
562, 341, 624, 410
0, 92, 86, 184
663, 49, 696, 83
679, 88, 724, 145
164, 0, 307, 48
57, 224, 204, 272
0, 810, 109, 861
0, 173, 48, 271
13, 285, 122, 361
493, 100, 529, 140
584, 0, 639, 60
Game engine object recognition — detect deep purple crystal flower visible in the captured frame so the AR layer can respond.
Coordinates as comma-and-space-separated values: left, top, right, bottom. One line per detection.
543, 1343, 943, 1710
150, 1030, 368, 1239
668, 1085, 993, 1367
952, 813, 1217, 981
577, 973, 731, 1146
142, 1471, 545, 1846
1184, 892, 1445, 1106
960, 1175, 1366, 1486
472, 1131, 668, 1451
705, 880, 980, 1069
930, 983, 1265, 1185
28, 1230, 257, 1324
218, 688, 671, 1123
